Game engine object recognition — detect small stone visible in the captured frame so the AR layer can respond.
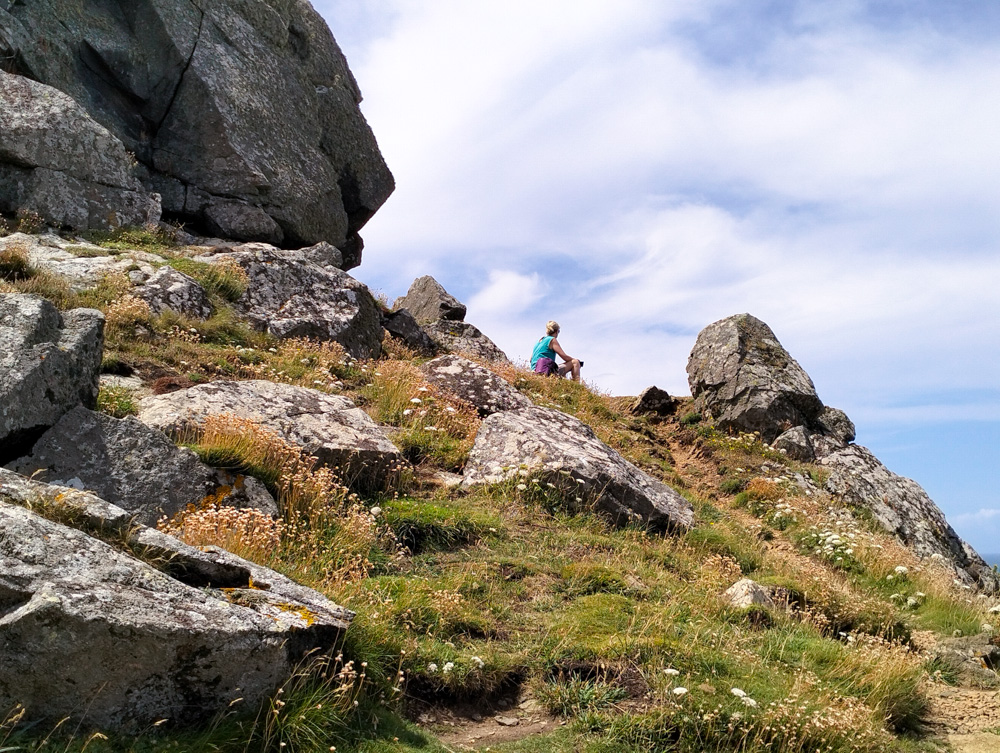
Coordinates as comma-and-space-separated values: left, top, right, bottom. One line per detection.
495, 716, 519, 727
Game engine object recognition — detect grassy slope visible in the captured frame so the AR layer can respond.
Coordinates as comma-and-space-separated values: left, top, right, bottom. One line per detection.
1, 227, 994, 753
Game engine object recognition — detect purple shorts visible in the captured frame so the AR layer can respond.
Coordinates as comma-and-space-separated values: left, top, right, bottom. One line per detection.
534, 357, 558, 376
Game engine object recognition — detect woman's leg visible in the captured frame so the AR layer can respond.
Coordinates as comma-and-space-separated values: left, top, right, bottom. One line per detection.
558, 358, 581, 381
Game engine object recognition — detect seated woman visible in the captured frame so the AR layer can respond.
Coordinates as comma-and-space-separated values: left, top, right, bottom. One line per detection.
530, 320, 582, 381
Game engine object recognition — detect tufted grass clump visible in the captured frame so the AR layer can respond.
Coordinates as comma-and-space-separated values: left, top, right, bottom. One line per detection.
83, 224, 174, 254
363, 360, 480, 471
167, 256, 249, 302
0, 240, 33, 281
538, 676, 627, 716
96, 385, 139, 418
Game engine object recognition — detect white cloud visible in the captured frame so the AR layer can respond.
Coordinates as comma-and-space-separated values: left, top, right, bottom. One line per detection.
320, 0, 1000, 550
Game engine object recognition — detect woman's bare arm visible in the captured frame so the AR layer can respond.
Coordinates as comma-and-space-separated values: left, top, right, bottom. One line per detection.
550, 337, 573, 362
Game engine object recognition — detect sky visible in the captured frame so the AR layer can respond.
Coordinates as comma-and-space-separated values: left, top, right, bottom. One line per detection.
313, 0, 1000, 554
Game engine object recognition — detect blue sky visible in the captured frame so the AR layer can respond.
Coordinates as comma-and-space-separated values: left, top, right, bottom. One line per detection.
314, 0, 1000, 554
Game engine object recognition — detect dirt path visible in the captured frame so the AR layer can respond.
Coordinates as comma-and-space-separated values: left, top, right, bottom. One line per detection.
415, 697, 561, 751
925, 683, 1000, 752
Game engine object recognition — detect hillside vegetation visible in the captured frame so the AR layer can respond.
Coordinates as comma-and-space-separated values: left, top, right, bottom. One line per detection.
2, 227, 996, 753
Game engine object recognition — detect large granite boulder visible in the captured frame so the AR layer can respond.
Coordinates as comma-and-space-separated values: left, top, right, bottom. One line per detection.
0, 470, 352, 731
1, 233, 162, 290
420, 355, 531, 416
687, 314, 823, 442
820, 445, 997, 591
202, 244, 383, 358
134, 265, 213, 319
6, 406, 276, 525
0, 293, 103, 461
394, 275, 466, 323
424, 319, 509, 362
0, 0, 393, 264
462, 406, 694, 532
0, 71, 161, 231
138, 380, 405, 493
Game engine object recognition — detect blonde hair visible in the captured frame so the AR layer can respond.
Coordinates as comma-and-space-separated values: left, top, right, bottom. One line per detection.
545, 320, 560, 335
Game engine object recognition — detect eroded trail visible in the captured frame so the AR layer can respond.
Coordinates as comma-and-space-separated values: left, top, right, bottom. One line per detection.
926, 684, 1000, 752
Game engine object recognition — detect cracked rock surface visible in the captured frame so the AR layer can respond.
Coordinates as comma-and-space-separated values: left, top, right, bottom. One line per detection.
0, 0, 392, 261
462, 406, 694, 532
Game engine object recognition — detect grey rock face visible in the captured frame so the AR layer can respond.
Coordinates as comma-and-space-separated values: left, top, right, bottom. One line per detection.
420, 355, 531, 416
0, 1, 392, 262
687, 314, 823, 442
816, 406, 856, 444
0, 470, 351, 731
424, 320, 509, 362
5, 407, 276, 525
138, 380, 405, 493
204, 244, 383, 359
462, 406, 694, 532
0, 294, 103, 460
820, 445, 997, 591
382, 308, 437, 356
724, 578, 775, 609
134, 265, 213, 319
772, 426, 815, 462
394, 276, 466, 323
630, 386, 679, 416
2, 233, 162, 290
0, 72, 161, 230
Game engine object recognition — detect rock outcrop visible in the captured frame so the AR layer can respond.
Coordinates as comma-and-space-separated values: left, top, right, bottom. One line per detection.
138, 380, 405, 493
772, 425, 815, 462
0, 72, 161, 231
0, 0, 393, 262
0, 293, 103, 461
201, 244, 383, 359
1, 233, 161, 290
134, 266, 213, 320
0, 470, 351, 731
424, 320, 509, 362
394, 275, 467, 323
420, 355, 531, 416
820, 445, 996, 591
462, 406, 694, 532
687, 314, 822, 442
382, 308, 437, 356
6, 406, 277, 525
629, 386, 679, 416
724, 578, 776, 609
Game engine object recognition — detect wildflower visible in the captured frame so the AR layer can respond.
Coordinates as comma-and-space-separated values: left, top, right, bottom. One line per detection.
664, 668, 680, 676
402, 409, 413, 416
673, 687, 688, 696
894, 565, 909, 575
410, 397, 422, 404
443, 662, 454, 673
427, 663, 438, 673
471, 656, 485, 669
742, 697, 758, 708
516, 484, 527, 491
730, 688, 747, 698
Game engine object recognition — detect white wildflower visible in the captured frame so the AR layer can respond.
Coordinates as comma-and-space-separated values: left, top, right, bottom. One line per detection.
672, 687, 688, 696
443, 662, 454, 673
730, 688, 747, 698
663, 668, 680, 676
427, 663, 438, 673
